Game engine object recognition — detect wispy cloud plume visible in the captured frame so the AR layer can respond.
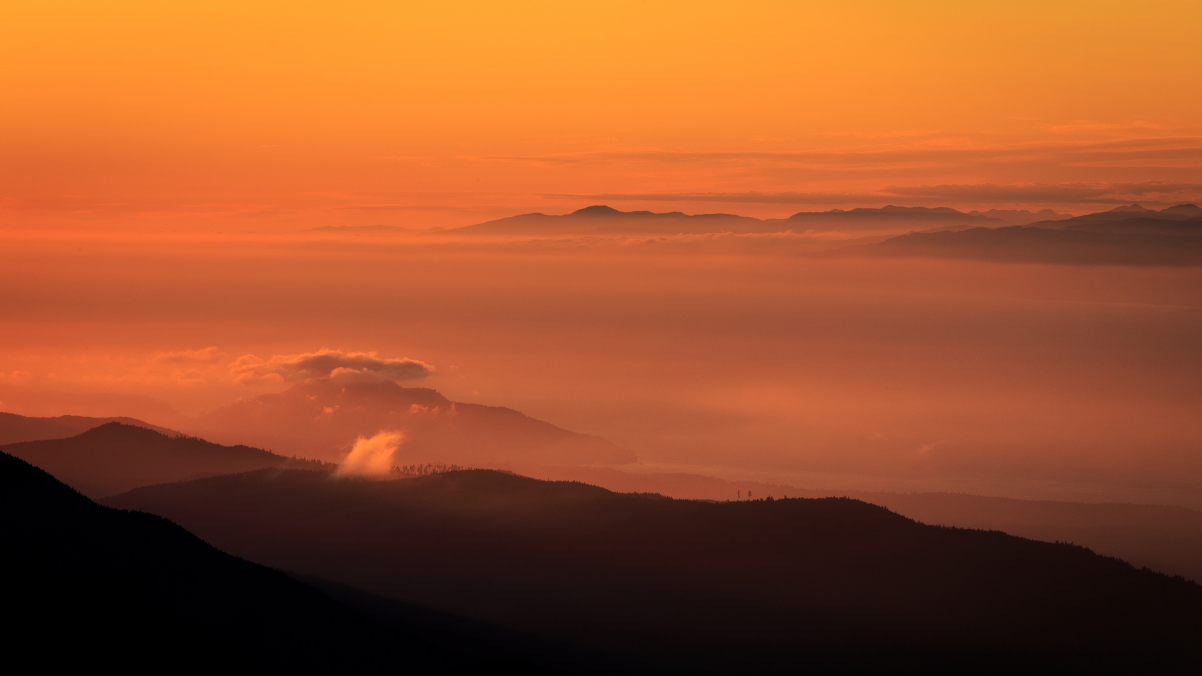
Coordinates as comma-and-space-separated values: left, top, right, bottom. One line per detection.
335, 430, 403, 476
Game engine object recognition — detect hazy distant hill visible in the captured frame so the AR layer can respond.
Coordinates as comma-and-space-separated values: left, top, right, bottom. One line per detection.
857, 224, 1202, 266
967, 208, 1068, 224
1030, 203, 1202, 228
1, 422, 329, 497
109, 468, 1202, 673
454, 204, 1003, 238
1063, 215, 1202, 236
194, 378, 634, 466
523, 465, 1202, 583
0, 410, 177, 445
786, 205, 999, 232
850, 491, 1202, 584
454, 205, 765, 236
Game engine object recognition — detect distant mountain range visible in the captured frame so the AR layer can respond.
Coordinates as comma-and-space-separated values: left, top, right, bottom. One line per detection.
7, 418, 1200, 585
452, 204, 1004, 237
316, 203, 1202, 265
0, 422, 328, 497
845, 204, 1202, 266
192, 378, 634, 466
108, 467, 1202, 673
448, 204, 1202, 266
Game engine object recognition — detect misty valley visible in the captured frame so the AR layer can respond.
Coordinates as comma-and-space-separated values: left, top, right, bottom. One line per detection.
6, 203, 1202, 672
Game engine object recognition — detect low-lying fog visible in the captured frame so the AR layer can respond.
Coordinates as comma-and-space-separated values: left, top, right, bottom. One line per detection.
2, 229, 1199, 507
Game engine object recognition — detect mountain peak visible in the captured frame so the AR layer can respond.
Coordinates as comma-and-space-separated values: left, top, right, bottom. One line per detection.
568, 205, 623, 217
1163, 203, 1202, 215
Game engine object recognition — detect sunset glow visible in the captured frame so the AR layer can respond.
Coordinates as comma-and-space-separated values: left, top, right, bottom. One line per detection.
3, 2, 1201, 230
4, 5, 1202, 670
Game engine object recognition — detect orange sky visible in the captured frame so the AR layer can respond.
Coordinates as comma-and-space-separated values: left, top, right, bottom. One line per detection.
2, 6, 1201, 506
3, 1, 1201, 230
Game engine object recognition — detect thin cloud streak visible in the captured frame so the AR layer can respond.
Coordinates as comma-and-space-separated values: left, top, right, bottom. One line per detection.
483, 137, 1202, 168
550, 181, 1202, 209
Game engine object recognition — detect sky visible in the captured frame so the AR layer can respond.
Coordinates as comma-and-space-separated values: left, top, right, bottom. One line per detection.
1, 2, 1200, 507
3, 1, 1202, 230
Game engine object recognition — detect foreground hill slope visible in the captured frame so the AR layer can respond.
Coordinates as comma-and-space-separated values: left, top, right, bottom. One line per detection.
194, 378, 633, 466
0, 450, 440, 672
110, 469, 1202, 673
1, 422, 327, 497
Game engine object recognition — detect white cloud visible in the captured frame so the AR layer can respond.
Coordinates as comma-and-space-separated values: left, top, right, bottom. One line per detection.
335, 430, 403, 476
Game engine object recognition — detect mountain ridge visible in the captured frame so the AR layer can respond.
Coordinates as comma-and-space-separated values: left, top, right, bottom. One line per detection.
193, 378, 634, 466
1, 422, 329, 497
0, 410, 178, 445
107, 467, 1202, 673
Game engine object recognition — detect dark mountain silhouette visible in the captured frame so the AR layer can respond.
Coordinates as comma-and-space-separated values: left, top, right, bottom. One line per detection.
1, 449, 605, 673
855, 224, 1202, 265
109, 468, 1202, 673
1, 422, 329, 497
454, 204, 1004, 238
787, 205, 1000, 232
1029, 203, 1202, 228
847, 491, 1202, 584
454, 205, 765, 236
193, 378, 633, 466
0, 410, 177, 445
967, 208, 1068, 224
523, 465, 1202, 582
1063, 215, 1202, 235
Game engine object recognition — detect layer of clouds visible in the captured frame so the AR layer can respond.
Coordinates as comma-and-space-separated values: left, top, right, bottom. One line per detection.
546, 180, 1202, 211
232, 349, 434, 386
153, 347, 223, 365
498, 136, 1202, 168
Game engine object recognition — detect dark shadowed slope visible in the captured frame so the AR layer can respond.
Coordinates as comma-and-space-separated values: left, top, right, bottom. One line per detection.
1063, 215, 1202, 235
0, 450, 434, 672
522, 466, 1202, 582
1029, 203, 1202, 228
2, 450, 603, 674
194, 378, 633, 466
109, 469, 1202, 674
850, 492, 1202, 584
1, 422, 330, 497
857, 224, 1202, 265
0, 410, 177, 445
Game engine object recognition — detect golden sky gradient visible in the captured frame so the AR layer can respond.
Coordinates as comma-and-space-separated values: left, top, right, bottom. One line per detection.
3, 1, 1201, 229
2, 3, 1201, 506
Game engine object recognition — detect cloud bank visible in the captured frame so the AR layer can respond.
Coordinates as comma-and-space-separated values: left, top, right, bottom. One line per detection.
232, 349, 434, 385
